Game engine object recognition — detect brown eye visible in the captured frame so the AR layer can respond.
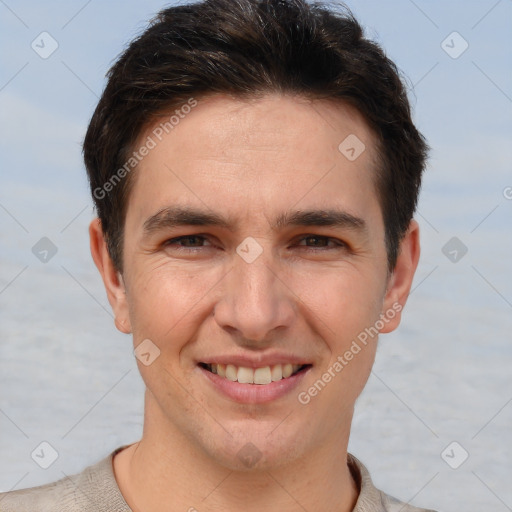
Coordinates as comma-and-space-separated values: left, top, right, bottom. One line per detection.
164, 235, 211, 249
296, 235, 345, 249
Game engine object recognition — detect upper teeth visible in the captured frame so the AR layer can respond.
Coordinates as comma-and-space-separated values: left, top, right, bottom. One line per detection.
207, 363, 302, 384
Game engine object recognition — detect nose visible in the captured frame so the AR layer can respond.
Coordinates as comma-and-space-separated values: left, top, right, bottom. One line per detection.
213, 249, 296, 345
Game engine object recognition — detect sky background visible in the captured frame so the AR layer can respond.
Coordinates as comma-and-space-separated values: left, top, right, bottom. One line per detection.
0, 1, 511, 511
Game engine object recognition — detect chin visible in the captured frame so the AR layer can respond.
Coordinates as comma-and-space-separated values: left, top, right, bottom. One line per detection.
201, 421, 311, 472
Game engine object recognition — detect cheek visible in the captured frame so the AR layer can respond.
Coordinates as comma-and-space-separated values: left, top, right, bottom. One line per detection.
291, 263, 384, 338
293, 266, 382, 398
126, 260, 222, 347
125, 263, 221, 403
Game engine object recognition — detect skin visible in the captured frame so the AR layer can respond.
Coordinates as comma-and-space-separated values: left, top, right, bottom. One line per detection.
90, 93, 420, 512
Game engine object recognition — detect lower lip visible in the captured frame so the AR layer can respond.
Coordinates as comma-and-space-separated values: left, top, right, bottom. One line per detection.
198, 365, 311, 404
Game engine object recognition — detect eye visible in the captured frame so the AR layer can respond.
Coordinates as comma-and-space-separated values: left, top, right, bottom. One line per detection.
163, 235, 212, 249
295, 235, 346, 250
161, 234, 346, 254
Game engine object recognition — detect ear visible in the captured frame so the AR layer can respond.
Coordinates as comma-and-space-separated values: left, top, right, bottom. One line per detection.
89, 218, 132, 334
379, 219, 420, 334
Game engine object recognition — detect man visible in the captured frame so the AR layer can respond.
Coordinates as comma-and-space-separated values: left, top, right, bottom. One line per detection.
0, 0, 436, 510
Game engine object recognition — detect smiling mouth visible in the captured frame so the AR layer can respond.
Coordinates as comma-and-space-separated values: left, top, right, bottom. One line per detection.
199, 363, 311, 385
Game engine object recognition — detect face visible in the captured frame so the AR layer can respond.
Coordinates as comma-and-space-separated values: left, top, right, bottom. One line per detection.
91, 93, 419, 471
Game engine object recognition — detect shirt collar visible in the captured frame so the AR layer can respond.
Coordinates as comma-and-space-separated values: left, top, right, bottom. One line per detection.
348, 453, 387, 511
106, 446, 387, 511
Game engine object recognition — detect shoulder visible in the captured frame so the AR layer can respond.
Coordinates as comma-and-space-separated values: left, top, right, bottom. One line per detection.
0, 446, 131, 512
348, 453, 438, 512
0, 474, 76, 512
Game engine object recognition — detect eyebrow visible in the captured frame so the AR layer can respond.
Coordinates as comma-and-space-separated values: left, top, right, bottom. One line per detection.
142, 206, 367, 236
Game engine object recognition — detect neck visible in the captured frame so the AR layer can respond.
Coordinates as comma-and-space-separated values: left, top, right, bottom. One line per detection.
113, 392, 359, 512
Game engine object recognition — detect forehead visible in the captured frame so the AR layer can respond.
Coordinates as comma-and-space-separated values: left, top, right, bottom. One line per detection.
142, 93, 376, 160
127, 93, 381, 229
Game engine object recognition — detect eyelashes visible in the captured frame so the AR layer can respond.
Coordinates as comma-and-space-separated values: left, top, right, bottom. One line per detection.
295, 235, 346, 249
163, 234, 347, 252
165, 235, 211, 249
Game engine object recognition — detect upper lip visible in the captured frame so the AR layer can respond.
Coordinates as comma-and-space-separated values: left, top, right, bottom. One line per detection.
198, 353, 312, 368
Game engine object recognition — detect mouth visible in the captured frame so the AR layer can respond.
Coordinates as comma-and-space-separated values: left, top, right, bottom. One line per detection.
199, 362, 311, 385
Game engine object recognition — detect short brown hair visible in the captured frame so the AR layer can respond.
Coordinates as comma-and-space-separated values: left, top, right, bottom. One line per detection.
83, 0, 428, 273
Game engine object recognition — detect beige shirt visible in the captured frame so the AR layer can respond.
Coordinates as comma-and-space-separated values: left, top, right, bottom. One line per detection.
0, 446, 436, 511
